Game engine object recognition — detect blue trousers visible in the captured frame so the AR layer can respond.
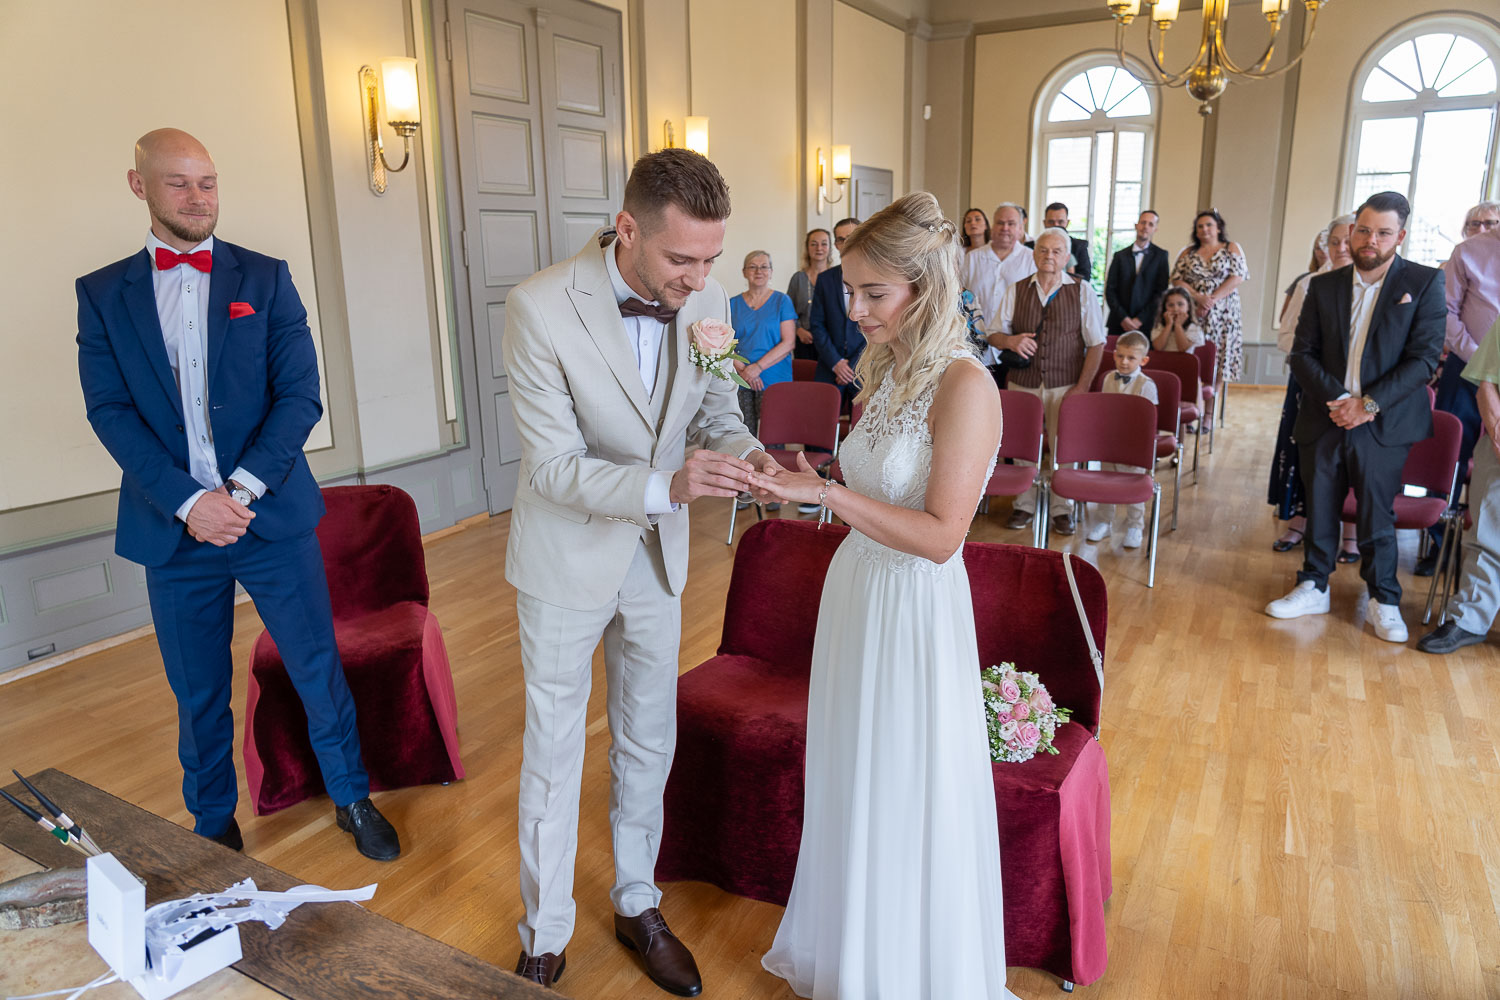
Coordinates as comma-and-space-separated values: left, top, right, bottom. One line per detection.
1431, 358, 1482, 545
144, 528, 368, 835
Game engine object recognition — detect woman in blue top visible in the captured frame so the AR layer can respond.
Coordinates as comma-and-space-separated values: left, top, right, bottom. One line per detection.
731, 250, 798, 439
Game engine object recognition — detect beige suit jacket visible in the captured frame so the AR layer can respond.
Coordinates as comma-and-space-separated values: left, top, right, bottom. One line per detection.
501, 230, 761, 610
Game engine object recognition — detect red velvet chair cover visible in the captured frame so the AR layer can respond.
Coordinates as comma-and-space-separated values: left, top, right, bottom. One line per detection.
657, 519, 1112, 985
244, 484, 465, 814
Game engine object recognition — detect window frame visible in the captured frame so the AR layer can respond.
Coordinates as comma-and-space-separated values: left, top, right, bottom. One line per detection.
1031, 53, 1160, 288
1339, 14, 1500, 261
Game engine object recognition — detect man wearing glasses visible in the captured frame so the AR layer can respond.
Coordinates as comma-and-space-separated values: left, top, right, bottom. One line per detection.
1420, 201, 1500, 576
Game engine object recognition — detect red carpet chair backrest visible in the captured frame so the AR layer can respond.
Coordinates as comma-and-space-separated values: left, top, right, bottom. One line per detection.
1145, 350, 1201, 408
316, 485, 429, 617
719, 519, 844, 676
1056, 392, 1158, 471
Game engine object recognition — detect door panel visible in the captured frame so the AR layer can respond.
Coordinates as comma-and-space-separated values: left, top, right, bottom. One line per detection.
443, 0, 625, 513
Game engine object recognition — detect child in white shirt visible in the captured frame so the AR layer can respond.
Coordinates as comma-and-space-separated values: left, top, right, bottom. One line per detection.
1088, 331, 1158, 549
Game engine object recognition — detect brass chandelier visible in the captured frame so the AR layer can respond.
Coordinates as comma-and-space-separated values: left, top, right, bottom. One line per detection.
1107, 0, 1332, 115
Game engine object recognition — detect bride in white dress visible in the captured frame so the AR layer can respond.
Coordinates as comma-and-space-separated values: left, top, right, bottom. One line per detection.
753, 192, 1020, 1000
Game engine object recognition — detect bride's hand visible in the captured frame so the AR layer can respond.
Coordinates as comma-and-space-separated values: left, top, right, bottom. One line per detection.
749, 451, 828, 504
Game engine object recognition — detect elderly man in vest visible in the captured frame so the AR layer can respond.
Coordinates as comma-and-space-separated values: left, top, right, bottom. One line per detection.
986, 227, 1106, 536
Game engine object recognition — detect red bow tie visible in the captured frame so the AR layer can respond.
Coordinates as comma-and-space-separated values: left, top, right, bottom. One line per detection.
155, 247, 213, 273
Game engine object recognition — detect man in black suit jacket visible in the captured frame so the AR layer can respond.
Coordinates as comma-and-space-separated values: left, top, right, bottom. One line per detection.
1104, 210, 1170, 337
1267, 192, 1445, 644
811, 217, 865, 404
1025, 202, 1092, 281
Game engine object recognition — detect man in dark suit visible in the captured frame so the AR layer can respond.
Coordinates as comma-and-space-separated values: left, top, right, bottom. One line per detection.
810, 216, 865, 404
1104, 210, 1169, 337
1266, 191, 1445, 644
75, 129, 399, 859
1025, 202, 1092, 281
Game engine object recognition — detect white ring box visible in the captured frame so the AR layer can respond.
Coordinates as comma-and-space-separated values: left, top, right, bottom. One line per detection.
87, 853, 242, 1000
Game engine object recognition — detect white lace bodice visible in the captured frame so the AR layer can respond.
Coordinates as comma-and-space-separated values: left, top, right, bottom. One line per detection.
837, 351, 997, 571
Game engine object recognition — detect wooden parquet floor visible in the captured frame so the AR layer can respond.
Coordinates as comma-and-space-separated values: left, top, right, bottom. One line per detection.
3, 386, 1499, 999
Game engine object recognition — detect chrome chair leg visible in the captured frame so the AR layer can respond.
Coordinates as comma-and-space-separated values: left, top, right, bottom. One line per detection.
1147, 483, 1162, 588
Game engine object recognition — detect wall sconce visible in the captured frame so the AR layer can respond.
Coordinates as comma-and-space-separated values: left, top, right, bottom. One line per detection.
360, 57, 422, 195
817, 145, 852, 215
684, 116, 709, 156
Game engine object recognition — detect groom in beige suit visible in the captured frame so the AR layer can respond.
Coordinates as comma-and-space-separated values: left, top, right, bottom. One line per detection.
502, 149, 778, 994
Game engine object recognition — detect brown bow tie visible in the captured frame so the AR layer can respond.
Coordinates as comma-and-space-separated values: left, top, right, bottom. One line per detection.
619, 297, 678, 323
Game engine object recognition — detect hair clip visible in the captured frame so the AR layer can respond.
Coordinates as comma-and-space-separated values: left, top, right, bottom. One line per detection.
926, 224, 937, 232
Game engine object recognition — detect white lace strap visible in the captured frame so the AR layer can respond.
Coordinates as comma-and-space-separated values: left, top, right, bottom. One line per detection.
1062, 552, 1103, 736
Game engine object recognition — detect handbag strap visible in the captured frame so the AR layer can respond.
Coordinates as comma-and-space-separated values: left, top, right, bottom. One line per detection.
1062, 552, 1104, 735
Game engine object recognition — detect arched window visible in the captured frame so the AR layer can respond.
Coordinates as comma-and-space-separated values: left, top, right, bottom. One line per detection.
1344, 17, 1500, 264
1034, 57, 1157, 287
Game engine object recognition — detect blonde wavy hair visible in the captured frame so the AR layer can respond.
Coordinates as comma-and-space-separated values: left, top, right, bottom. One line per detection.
841, 192, 968, 409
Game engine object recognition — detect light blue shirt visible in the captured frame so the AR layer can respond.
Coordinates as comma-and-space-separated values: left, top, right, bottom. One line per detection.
145, 232, 265, 522
603, 238, 675, 516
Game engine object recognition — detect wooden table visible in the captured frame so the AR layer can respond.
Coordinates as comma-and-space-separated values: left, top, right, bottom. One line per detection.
0, 770, 548, 999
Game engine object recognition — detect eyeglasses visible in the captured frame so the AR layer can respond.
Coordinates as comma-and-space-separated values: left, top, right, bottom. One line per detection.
1465, 219, 1500, 232
745, 264, 772, 271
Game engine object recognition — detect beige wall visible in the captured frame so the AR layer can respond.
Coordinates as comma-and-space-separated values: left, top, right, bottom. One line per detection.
0, 0, 331, 514
834, 3, 908, 201
970, 21, 1203, 247
688, 0, 801, 289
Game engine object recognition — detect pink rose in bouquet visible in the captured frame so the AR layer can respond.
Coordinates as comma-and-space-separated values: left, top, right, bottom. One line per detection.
1018, 722, 1041, 748
690, 318, 735, 357
1029, 687, 1054, 714
1000, 678, 1022, 703
1010, 700, 1030, 721
995, 704, 1012, 723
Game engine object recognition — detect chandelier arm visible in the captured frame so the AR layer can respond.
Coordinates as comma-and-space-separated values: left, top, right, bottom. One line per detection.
1145, 18, 1200, 88
1220, 8, 1321, 81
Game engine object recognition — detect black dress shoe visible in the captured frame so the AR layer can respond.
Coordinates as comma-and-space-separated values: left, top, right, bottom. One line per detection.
1413, 550, 1440, 577
1416, 621, 1487, 654
335, 798, 401, 861
615, 908, 702, 997
201, 818, 243, 852
515, 950, 566, 988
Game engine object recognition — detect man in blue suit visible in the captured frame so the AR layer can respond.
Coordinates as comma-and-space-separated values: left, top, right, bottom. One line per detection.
810, 217, 866, 406
75, 129, 399, 860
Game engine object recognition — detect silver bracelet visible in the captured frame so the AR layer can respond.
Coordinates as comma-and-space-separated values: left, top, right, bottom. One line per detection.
815, 480, 834, 529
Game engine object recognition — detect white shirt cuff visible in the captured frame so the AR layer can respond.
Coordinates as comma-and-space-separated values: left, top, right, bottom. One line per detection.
228, 467, 265, 498
176, 488, 208, 523
644, 469, 677, 516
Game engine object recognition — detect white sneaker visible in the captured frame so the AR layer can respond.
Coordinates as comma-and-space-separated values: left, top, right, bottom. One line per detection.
1369, 601, 1408, 643
1123, 526, 1144, 549
1086, 521, 1112, 543
1266, 581, 1330, 619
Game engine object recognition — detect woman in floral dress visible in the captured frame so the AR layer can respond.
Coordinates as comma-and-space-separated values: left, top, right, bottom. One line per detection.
1171, 210, 1249, 406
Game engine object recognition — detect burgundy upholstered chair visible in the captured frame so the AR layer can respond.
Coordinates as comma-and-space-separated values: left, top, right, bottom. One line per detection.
657, 519, 1112, 989
1196, 341, 1218, 453
243, 484, 464, 814
1147, 370, 1184, 531
792, 358, 818, 382
1046, 392, 1163, 586
1145, 351, 1203, 484
983, 389, 1047, 548
729, 381, 844, 542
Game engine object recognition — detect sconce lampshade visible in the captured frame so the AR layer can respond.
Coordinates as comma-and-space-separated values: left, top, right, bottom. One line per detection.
380, 57, 421, 128
1152, 0, 1180, 22
684, 116, 709, 156
831, 145, 852, 181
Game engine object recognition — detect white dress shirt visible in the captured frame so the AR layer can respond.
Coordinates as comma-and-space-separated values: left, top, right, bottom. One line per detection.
990, 273, 1107, 348
1344, 267, 1385, 396
146, 233, 264, 523
604, 240, 676, 515
965, 242, 1037, 333
1102, 368, 1158, 404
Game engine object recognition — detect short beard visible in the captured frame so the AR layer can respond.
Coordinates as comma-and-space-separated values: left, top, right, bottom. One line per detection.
1354, 244, 1395, 272
147, 195, 216, 244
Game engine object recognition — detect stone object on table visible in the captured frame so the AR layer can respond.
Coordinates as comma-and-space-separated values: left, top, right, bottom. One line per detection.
0, 867, 87, 929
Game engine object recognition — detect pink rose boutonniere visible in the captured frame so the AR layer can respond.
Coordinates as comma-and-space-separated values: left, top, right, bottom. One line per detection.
687, 318, 750, 388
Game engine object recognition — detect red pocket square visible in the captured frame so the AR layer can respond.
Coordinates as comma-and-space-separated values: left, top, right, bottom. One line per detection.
229, 302, 255, 319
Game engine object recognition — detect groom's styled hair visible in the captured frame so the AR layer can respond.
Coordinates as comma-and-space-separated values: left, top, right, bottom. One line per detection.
623, 148, 731, 234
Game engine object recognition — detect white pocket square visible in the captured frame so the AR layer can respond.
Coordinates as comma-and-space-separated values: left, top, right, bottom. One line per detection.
1399, 292, 1412, 304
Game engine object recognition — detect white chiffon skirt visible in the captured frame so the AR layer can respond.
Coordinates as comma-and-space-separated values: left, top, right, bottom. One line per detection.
762, 532, 1019, 999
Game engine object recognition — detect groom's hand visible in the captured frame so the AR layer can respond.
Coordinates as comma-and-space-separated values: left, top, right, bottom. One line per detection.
745, 449, 782, 503
670, 450, 755, 504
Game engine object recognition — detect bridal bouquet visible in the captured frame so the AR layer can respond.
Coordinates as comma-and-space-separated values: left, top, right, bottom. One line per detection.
688, 318, 751, 389
981, 663, 1072, 764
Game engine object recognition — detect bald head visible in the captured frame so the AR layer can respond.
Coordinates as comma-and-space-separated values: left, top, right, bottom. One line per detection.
128, 129, 219, 250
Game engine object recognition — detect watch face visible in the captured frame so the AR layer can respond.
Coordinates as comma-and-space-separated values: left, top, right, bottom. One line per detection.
231, 488, 252, 507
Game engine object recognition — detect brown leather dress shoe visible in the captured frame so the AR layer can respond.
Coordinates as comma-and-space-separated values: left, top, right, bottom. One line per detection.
1052, 512, 1076, 535
615, 908, 702, 997
515, 950, 566, 988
